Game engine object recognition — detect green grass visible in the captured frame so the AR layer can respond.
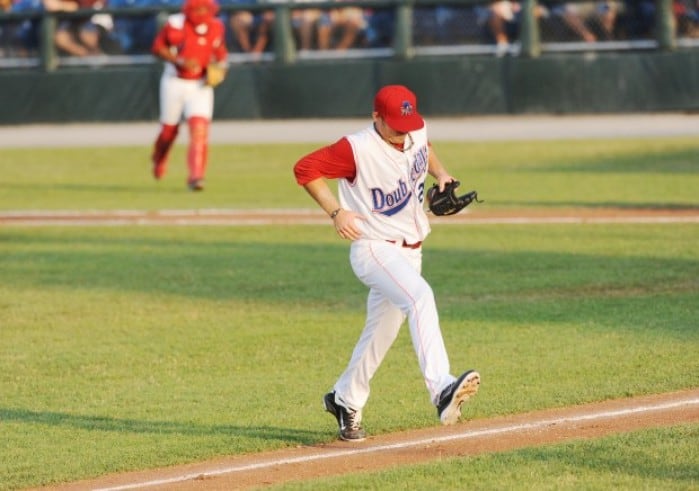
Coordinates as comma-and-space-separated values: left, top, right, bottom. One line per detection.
1, 137, 697, 210
271, 424, 699, 490
0, 137, 698, 489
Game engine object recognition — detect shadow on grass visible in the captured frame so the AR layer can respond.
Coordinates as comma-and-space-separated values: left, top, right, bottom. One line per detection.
2, 230, 698, 335
528, 147, 699, 174
1, 235, 360, 305
521, 429, 699, 484
0, 407, 323, 444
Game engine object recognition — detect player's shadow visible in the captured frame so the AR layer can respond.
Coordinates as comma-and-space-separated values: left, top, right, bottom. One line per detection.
0, 407, 324, 444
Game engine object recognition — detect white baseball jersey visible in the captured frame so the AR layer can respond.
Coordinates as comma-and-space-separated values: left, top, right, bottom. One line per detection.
332, 122, 457, 412
339, 124, 431, 245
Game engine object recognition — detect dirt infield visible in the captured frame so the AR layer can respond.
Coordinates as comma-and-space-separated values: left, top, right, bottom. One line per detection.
3, 206, 699, 227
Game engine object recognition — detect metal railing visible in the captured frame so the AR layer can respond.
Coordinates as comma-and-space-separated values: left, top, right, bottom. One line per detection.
0, 0, 693, 71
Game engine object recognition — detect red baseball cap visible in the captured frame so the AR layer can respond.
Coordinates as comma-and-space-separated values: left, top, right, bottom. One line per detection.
374, 85, 424, 133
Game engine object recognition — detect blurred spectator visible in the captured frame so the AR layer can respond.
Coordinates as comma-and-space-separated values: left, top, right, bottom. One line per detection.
1, 0, 14, 56
594, 1, 621, 40
413, 5, 482, 46
11, 0, 80, 56
481, 2, 546, 56
292, 0, 367, 50
546, 2, 623, 41
222, 0, 274, 55
10, 0, 41, 56
620, 0, 654, 38
326, 1, 367, 50
674, 0, 699, 37
620, 0, 698, 39
543, 1, 597, 42
111, 0, 179, 55
483, 1, 521, 56
53, 0, 114, 56
292, 0, 329, 50
363, 7, 393, 48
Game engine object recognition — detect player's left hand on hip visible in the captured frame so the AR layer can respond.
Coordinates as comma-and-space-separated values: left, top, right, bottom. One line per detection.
334, 210, 366, 241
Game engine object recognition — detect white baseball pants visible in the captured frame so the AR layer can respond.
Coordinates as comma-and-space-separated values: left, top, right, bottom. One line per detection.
334, 239, 456, 411
159, 73, 214, 125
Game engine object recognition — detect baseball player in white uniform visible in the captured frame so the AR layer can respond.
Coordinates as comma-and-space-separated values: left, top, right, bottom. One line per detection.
293, 84, 480, 441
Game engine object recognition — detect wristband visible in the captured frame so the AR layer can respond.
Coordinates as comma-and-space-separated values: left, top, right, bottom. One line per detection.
330, 208, 342, 219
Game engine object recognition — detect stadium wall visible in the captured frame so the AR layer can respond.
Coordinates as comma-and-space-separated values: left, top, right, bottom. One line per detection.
1, 50, 698, 125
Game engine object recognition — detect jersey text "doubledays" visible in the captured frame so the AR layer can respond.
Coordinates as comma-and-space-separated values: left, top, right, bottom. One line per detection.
371, 180, 411, 216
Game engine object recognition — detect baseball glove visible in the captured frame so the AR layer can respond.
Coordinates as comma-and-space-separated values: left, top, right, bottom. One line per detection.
426, 180, 482, 216
205, 63, 227, 88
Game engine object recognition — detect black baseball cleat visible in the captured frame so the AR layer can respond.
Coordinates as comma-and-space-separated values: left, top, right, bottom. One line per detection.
323, 391, 366, 442
436, 369, 480, 425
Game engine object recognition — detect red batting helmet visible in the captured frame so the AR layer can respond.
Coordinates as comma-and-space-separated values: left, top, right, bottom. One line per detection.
183, 0, 219, 25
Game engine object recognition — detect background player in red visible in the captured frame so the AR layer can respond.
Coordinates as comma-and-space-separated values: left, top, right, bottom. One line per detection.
150, 0, 227, 191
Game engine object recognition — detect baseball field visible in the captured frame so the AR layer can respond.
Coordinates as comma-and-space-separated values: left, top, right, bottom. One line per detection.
1, 118, 698, 490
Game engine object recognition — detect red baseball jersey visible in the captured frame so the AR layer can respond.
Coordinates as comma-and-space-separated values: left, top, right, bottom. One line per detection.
152, 13, 227, 80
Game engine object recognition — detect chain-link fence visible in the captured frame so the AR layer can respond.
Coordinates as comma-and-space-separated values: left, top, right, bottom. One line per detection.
1, 0, 698, 69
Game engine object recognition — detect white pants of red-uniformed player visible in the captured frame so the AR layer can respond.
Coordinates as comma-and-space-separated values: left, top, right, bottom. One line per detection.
333, 239, 457, 412
159, 72, 213, 125
159, 71, 213, 184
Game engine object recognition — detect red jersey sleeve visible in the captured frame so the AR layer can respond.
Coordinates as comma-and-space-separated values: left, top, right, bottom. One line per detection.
293, 137, 356, 185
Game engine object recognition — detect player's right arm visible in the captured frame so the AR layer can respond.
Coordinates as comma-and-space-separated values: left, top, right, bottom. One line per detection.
301, 178, 366, 241
294, 138, 366, 240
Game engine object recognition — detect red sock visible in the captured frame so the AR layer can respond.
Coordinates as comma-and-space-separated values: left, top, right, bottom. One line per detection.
152, 124, 179, 179
187, 117, 210, 184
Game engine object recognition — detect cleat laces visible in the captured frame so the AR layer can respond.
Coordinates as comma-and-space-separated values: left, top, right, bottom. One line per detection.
343, 409, 362, 432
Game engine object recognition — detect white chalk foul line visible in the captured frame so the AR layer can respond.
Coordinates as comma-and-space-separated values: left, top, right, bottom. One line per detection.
94, 396, 699, 491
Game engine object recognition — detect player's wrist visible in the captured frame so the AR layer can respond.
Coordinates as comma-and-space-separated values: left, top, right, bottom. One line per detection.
329, 208, 342, 220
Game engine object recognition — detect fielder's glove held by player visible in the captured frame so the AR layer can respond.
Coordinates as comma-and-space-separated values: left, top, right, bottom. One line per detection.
426, 180, 483, 216
205, 62, 227, 88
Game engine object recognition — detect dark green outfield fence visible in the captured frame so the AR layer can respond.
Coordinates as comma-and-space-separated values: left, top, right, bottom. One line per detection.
1, 0, 698, 124
2, 50, 698, 124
